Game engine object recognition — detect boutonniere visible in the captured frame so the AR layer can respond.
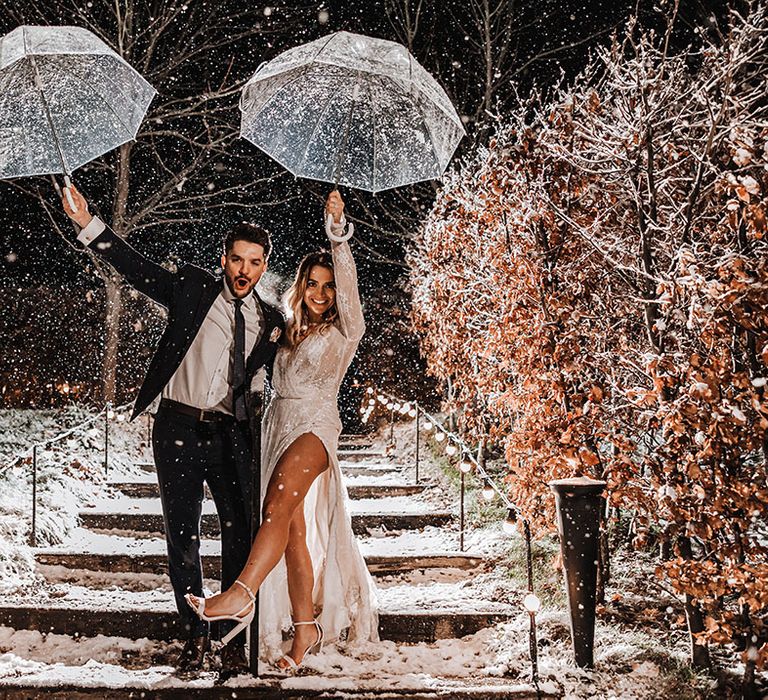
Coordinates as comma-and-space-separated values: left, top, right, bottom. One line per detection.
269, 326, 282, 343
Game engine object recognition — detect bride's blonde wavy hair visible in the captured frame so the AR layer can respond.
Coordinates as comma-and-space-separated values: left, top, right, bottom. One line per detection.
284, 251, 338, 348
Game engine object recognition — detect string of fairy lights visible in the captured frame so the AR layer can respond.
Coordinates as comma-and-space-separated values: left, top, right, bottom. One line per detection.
361, 388, 521, 528
359, 387, 543, 625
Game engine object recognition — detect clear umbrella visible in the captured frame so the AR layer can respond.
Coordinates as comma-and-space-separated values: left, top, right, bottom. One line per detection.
239, 31, 465, 199
0, 25, 156, 207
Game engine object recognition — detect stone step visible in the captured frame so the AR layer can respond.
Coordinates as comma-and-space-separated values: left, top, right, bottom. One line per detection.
0, 681, 547, 699
340, 463, 402, 477
0, 605, 510, 644
79, 511, 453, 536
35, 551, 483, 577
109, 481, 426, 500
338, 449, 388, 461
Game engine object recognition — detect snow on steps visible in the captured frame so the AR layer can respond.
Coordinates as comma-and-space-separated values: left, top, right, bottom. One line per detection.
35, 551, 483, 577
0, 579, 510, 642
0, 682, 550, 699
33, 527, 483, 576
109, 480, 427, 500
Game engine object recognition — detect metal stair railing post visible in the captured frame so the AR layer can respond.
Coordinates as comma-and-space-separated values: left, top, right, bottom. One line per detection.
524, 519, 539, 686
459, 467, 465, 552
414, 402, 420, 485
29, 445, 37, 547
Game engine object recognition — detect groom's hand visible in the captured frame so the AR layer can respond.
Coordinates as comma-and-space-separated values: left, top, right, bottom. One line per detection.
62, 185, 93, 229
325, 190, 344, 224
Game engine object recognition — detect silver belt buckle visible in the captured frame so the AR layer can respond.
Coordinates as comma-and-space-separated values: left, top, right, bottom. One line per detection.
199, 408, 211, 422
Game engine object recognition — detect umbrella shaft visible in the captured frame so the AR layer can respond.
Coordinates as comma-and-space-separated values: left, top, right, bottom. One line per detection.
29, 56, 71, 178
332, 78, 362, 187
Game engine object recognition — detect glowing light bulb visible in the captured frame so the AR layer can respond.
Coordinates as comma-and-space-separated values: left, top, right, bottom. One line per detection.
523, 593, 541, 613
502, 508, 518, 534
408, 409, 417, 418
117, 413, 126, 422
459, 460, 473, 473
423, 421, 433, 431
378, 394, 386, 402
368, 399, 375, 405
107, 409, 115, 419
386, 402, 394, 410
481, 479, 495, 501
435, 432, 445, 442
366, 387, 374, 394
402, 403, 411, 413
445, 443, 457, 456
359, 407, 366, 414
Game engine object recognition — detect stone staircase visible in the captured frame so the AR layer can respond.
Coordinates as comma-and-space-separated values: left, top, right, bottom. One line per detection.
0, 436, 547, 698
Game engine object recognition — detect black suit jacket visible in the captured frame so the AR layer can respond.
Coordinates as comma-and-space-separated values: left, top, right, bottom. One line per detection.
83, 223, 284, 420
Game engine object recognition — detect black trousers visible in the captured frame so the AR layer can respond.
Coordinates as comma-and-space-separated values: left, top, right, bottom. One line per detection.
152, 404, 252, 641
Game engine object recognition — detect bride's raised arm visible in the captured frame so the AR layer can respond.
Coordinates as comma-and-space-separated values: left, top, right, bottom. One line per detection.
328, 225, 365, 342
324, 190, 364, 342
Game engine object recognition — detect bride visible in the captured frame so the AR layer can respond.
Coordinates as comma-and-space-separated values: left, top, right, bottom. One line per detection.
187, 190, 379, 670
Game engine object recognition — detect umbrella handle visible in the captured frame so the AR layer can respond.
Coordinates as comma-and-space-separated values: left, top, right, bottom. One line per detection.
63, 176, 78, 213
325, 213, 354, 242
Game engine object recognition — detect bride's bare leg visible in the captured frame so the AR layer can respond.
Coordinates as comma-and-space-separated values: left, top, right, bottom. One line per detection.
278, 506, 318, 666
189, 433, 327, 617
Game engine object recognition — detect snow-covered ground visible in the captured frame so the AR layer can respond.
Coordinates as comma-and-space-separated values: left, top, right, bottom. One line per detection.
0, 409, 761, 698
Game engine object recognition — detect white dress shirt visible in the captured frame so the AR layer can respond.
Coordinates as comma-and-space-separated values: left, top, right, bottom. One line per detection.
78, 217, 263, 414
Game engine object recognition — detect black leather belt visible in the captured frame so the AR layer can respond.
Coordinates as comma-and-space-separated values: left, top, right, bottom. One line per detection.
159, 398, 233, 423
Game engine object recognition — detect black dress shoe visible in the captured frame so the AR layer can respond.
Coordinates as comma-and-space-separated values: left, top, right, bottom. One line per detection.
175, 635, 210, 675
219, 643, 250, 681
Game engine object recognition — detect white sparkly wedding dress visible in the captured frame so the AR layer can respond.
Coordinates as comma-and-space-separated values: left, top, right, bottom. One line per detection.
257, 232, 379, 661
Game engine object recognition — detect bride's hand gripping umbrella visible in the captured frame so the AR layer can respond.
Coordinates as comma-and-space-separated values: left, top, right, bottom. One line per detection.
0, 25, 155, 213
238, 31, 465, 241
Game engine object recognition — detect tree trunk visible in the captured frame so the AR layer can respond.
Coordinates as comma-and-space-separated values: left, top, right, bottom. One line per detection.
678, 536, 711, 669
100, 141, 133, 405
102, 274, 123, 405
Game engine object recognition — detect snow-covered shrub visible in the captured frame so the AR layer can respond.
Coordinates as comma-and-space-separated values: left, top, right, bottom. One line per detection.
410, 4, 768, 681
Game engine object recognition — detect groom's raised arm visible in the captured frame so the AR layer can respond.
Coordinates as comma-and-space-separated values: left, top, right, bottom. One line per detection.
62, 185, 174, 309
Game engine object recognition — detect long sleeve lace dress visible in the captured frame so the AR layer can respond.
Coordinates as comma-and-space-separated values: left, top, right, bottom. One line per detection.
257, 234, 379, 660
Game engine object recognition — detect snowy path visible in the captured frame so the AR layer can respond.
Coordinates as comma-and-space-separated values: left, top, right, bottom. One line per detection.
0, 429, 542, 698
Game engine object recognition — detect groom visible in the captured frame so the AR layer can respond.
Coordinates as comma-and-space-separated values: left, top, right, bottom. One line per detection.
62, 187, 284, 678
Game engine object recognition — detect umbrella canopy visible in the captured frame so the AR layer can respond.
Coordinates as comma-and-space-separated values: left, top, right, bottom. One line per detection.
0, 25, 156, 179
240, 31, 465, 193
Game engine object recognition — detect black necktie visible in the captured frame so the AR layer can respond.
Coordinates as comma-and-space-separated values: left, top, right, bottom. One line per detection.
232, 298, 247, 421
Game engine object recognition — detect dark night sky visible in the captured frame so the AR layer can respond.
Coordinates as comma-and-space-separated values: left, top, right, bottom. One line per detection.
0, 0, 728, 291
0, 0, 733, 408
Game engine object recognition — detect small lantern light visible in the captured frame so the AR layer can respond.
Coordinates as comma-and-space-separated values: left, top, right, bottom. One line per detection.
459, 460, 473, 473
366, 387, 374, 394
502, 508, 518, 534
107, 409, 116, 420
435, 432, 446, 442
368, 398, 376, 406
423, 421, 433, 431
408, 408, 417, 418
445, 443, 457, 456
481, 479, 495, 501
523, 593, 541, 613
